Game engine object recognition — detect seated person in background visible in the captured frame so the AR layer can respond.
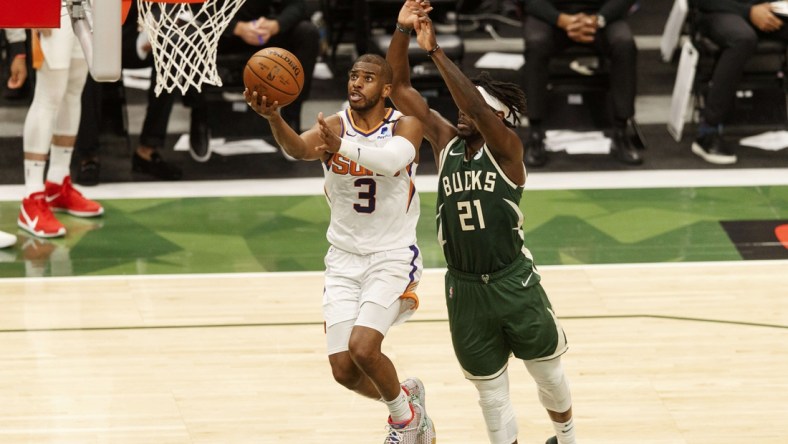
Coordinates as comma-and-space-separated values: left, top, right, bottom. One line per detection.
522, 0, 642, 166
691, 0, 788, 165
218, 0, 319, 134
72, 0, 182, 184
135, 0, 319, 171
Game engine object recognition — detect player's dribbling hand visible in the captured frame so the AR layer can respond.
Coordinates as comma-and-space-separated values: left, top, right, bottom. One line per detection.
315, 112, 341, 154
244, 88, 280, 119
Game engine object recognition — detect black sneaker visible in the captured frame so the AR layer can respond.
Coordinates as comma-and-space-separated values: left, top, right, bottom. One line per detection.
692, 132, 737, 164
189, 108, 211, 163
75, 159, 100, 187
525, 130, 547, 167
610, 128, 643, 165
132, 151, 183, 180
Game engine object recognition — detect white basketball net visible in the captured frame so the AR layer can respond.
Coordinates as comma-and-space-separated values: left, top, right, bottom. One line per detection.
137, 0, 246, 95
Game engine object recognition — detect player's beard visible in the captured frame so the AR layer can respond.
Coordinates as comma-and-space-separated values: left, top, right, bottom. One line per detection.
348, 91, 381, 113
457, 125, 474, 140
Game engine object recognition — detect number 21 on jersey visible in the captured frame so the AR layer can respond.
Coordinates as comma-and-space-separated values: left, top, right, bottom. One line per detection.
457, 199, 485, 231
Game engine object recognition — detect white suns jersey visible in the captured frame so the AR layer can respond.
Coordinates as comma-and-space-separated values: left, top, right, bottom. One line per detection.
322, 108, 419, 255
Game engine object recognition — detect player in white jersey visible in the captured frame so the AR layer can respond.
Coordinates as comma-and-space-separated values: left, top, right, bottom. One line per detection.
245, 53, 436, 443
326, 107, 419, 254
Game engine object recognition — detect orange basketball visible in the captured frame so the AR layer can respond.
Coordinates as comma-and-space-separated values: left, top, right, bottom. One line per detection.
243, 47, 304, 107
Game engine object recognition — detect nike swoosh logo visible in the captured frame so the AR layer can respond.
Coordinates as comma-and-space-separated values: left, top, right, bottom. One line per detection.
522, 273, 533, 287
45, 193, 60, 203
448, 150, 464, 156
22, 207, 39, 229
345, 131, 357, 137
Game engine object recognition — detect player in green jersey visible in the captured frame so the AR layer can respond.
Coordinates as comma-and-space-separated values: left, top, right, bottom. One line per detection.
386, 2, 578, 444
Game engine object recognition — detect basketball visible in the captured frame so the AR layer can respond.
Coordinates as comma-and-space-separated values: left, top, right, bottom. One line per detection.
243, 47, 304, 107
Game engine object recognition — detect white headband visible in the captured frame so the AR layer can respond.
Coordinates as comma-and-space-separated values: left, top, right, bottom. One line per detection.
476, 86, 513, 124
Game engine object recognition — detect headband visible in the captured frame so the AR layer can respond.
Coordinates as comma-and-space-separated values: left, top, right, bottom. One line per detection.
476, 86, 514, 125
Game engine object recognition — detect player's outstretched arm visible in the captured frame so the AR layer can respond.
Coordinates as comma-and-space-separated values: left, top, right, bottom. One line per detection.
244, 89, 329, 161
413, 13, 525, 183
388, 0, 456, 158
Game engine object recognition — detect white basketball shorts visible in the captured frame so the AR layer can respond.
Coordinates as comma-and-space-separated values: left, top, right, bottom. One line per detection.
322, 244, 423, 330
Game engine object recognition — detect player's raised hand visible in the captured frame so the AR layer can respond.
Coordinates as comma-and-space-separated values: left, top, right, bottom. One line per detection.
398, 0, 433, 30
315, 112, 341, 153
244, 88, 280, 120
413, 10, 437, 53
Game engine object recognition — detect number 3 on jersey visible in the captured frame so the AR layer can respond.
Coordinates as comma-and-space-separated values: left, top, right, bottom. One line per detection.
458, 199, 485, 231
354, 178, 376, 213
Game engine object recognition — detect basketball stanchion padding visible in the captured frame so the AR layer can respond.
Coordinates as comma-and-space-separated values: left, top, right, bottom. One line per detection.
137, 0, 246, 95
243, 47, 305, 107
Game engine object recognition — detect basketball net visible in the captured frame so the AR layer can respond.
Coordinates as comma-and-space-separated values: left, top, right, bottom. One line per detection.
137, 0, 245, 95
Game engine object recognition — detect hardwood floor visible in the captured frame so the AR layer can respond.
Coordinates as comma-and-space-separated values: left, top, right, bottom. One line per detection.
1, 261, 786, 443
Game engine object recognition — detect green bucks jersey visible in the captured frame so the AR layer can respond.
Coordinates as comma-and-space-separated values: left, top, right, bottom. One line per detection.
436, 137, 528, 275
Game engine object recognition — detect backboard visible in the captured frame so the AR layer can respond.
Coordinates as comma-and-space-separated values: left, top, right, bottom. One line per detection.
0, 0, 60, 28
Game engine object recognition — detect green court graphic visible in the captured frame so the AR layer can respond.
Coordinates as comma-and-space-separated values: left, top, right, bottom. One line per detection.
0, 186, 786, 277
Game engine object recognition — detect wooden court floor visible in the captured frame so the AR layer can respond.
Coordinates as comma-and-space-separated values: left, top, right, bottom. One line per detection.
1, 261, 787, 443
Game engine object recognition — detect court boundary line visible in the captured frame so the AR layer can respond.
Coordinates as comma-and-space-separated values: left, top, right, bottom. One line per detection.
1, 169, 788, 201
1, 259, 786, 283
1, 314, 785, 335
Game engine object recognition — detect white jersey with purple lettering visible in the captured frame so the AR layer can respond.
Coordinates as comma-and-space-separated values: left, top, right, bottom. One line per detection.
322, 108, 419, 255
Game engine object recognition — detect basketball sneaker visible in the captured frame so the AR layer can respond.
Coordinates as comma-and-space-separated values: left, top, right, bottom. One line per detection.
384, 402, 435, 444
402, 377, 426, 409
0, 230, 16, 249
45, 177, 104, 217
402, 377, 435, 443
18, 192, 66, 238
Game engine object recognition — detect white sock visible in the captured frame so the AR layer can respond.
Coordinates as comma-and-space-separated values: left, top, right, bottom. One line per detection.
46, 145, 74, 184
383, 388, 412, 425
24, 159, 47, 197
552, 417, 576, 444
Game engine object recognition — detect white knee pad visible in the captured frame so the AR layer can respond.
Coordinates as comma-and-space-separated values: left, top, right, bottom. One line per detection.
524, 358, 572, 413
471, 370, 518, 444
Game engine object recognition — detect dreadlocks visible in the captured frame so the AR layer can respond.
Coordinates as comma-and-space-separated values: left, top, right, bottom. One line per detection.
471, 71, 527, 128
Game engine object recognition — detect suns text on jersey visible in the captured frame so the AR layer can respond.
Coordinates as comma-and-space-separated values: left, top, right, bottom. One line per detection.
442, 171, 496, 196
329, 154, 400, 177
